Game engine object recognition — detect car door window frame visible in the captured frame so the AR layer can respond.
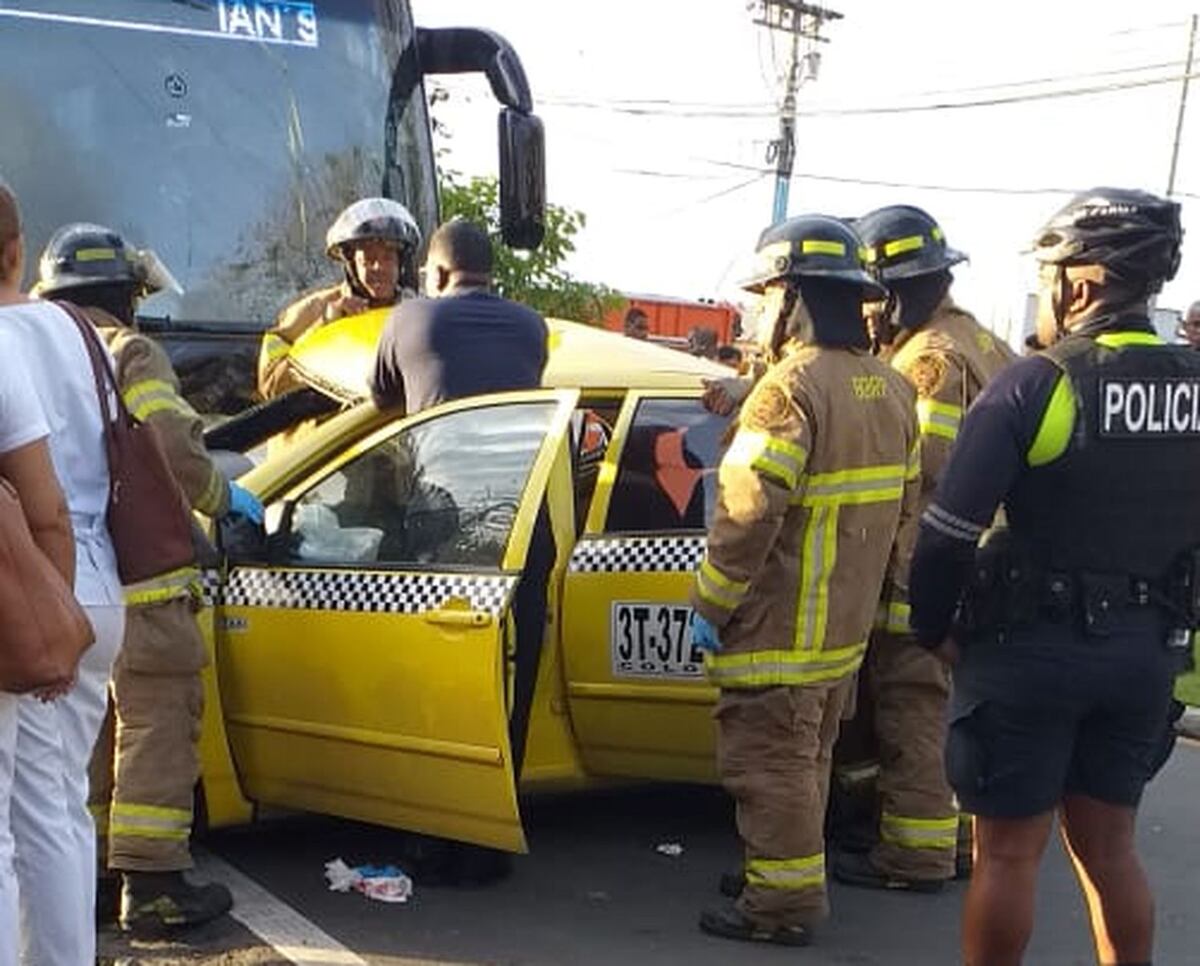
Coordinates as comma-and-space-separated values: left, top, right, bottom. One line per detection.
266, 389, 581, 574
583, 389, 724, 537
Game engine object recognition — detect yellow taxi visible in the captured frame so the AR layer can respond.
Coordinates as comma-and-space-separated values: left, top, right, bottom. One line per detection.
197, 310, 735, 852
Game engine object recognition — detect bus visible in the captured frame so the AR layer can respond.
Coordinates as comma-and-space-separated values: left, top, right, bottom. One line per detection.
0, 0, 545, 410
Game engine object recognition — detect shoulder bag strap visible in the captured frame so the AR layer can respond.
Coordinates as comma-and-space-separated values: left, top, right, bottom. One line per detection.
56, 300, 123, 469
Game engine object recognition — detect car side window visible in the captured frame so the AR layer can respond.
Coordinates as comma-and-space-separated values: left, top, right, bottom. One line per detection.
288, 401, 558, 569
605, 398, 728, 534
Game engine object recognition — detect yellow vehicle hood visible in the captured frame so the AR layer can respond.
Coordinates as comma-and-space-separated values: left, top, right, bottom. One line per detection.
286, 308, 728, 402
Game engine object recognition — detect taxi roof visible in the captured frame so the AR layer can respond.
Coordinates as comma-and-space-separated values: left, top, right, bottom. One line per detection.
287, 308, 728, 403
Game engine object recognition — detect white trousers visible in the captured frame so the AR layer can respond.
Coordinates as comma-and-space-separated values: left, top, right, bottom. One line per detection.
0, 693, 18, 966
11, 524, 124, 966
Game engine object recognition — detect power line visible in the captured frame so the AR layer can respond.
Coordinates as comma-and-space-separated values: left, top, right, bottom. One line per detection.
541, 68, 1200, 120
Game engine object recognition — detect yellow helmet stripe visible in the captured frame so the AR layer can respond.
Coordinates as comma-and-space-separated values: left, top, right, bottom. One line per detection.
882, 234, 925, 258
801, 239, 846, 257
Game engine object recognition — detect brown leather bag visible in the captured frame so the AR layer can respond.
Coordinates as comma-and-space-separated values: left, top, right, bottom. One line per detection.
0, 478, 94, 692
59, 302, 196, 585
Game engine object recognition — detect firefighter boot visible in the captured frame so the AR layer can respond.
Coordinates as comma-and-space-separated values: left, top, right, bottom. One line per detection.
699, 903, 812, 947
120, 871, 233, 936
831, 850, 946, 894
718, 868, 746, 898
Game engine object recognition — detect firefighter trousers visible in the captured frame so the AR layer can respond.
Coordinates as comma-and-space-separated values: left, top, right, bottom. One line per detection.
89, 597, 206, 873
867, 631, 957, 880
716, 676, 853, 929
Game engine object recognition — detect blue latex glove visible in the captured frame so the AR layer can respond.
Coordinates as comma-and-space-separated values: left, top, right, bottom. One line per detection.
692, 614, 722, 653
227, 482, 264, 525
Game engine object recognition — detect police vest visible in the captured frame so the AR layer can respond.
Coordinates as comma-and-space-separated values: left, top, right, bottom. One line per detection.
1006, 328, 1200, 579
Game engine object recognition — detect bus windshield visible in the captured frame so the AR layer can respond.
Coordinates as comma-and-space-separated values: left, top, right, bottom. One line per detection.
0, 0, 438, 326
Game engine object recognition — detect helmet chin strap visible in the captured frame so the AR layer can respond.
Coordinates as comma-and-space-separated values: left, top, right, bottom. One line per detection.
1053, 264, 1071, 341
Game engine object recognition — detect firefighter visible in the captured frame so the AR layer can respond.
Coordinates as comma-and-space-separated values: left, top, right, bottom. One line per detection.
909, 188, 1191, 965
37, 223, 264, 935
691, 215, 920, 947
831, 206, 1016, 891
257, 197, 421, 400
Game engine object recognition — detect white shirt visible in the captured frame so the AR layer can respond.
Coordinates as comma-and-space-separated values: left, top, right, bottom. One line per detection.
0, 300, 121, 605
0, 301, 110, 519
0, 327, 49, 455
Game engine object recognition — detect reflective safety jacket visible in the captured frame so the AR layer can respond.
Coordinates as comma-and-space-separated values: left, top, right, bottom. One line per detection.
691, 343, 920, 689
257, 283, 347, 401
94, 309, 229, 605
877, 298, 1015, 632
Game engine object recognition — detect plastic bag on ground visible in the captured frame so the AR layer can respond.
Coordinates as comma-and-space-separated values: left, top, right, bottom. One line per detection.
324, 857, 413, 904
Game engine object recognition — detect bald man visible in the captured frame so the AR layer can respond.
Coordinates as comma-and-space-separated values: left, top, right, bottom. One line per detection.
1181, 301, 1200, 350
369, 218, 548, 414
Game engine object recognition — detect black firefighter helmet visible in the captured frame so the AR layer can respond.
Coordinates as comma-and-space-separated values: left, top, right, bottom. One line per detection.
743, 214, 884, 351
855, 205, 967, 282
38, 222, 146, 295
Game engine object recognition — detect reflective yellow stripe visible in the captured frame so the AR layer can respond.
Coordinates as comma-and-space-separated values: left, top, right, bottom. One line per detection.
801, 239, 846, 257
746, 855, 826, 891
906, 440, 921, 481
792, 504, 839, 651
917, 398, 962, 441
705, 641, 866, 687
75, 246, 119, 262
725, 429, 807, 491
1096, 331, 1163, 348
261, 332, 290, 363
110, 803, 193, 841
124, 566, 200, 606
1027, 375, 1075, 467
883, 234, 925, 258
110, 824, 191, 842
875, 600, 911, 634
799, 463, 908, 507
880, 812, 959, 851
695, 558, 750, 612
124, 379, 193, 422
194, 468, 227, 517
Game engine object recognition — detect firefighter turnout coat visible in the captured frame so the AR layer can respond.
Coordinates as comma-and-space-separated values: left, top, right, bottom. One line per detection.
692, 342, 921, 688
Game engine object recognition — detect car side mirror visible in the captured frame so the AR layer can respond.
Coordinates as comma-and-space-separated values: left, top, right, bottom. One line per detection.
498, 108, 546, 250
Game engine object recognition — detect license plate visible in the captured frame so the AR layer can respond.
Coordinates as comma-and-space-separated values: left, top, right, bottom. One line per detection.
611, 602, 705, 679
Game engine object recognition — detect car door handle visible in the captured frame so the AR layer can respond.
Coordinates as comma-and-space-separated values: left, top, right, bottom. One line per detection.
423, 609, 494, 628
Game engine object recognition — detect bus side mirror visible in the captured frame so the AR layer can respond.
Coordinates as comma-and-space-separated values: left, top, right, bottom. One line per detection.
498, 109, 546, 251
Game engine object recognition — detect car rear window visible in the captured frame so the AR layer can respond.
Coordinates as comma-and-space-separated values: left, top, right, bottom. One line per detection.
605, 398, 728, 534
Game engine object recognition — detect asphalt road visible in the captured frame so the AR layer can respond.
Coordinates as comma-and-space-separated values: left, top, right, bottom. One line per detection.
100, 740, 1200, 965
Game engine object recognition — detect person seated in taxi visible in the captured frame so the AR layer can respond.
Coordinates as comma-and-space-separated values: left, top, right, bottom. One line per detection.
258, 198, 421, 401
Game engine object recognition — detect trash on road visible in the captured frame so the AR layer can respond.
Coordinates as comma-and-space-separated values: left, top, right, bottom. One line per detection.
655, 842, 685, 857
324, 858, 414, 904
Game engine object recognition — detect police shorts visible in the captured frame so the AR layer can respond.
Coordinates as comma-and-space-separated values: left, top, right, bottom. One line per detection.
945, 613, 1179, 818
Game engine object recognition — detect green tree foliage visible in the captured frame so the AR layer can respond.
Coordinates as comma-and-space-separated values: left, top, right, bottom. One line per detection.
439, 173, 624, 325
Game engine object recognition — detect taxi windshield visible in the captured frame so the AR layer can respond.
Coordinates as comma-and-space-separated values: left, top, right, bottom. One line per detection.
0, 0, 437, 326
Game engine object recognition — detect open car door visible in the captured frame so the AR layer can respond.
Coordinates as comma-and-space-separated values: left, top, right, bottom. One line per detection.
213, 389, 578, 852
560, 390, 728, 782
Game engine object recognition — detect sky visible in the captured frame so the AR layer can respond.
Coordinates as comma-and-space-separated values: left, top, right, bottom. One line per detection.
414, 1, 1200, 343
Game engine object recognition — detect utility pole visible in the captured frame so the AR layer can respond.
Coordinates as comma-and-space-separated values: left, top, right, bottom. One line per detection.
1167, 13, 1198, 197
750, 1, 843, 224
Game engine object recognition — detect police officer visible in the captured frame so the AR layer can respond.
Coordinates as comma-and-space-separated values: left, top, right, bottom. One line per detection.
908, 188, 1191, 966
258, 198, 421, 400
832, 206, 1015, 891
37, 223, 263, 934
691, 215, 920, 947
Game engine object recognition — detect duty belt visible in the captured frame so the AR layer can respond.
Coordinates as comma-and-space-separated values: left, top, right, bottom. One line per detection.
1035, 571, 1171, 634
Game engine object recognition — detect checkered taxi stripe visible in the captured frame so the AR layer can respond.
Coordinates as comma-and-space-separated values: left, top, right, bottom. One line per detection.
204, 568, 516, 615
568, 536, 706, 573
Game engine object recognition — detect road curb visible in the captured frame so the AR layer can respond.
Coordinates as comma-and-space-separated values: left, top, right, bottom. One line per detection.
1180, 708, 1200, 741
